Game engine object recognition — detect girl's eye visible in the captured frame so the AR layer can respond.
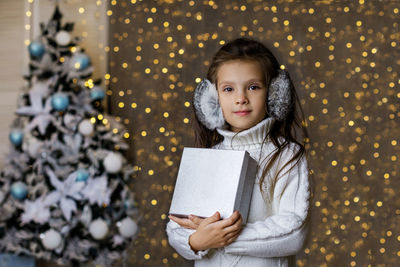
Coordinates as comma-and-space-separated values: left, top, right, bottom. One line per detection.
223, 87, 233, 92
249, 85, 260, 90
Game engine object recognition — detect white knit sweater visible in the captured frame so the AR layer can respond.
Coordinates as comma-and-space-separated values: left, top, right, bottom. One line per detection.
166, 117, 311, 267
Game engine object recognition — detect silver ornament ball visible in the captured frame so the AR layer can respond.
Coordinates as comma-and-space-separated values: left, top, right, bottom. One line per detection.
103, 152, 122, 173
78, 119, 94, 136
55, 31, 71, 46
41, 229, 62, 250
118, 217, 138, 238
89, 218, 109, 240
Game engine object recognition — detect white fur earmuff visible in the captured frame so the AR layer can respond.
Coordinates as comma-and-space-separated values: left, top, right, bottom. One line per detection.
193, 69, 292, 130
193, 79, 226, 130
267, 69, 293, 121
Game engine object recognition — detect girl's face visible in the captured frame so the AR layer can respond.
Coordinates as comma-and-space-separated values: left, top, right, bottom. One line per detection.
216, 59, 267, 132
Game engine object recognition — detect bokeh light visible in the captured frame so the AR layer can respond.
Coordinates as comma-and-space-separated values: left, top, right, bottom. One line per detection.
107, 1, 400, 266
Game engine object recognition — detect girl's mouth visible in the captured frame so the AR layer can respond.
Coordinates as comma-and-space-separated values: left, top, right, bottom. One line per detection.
234, 110, 251, 116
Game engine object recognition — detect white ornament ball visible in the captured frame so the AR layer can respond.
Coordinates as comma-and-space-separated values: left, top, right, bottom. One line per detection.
55, 31, 71, 46
103, 152, 122, 173
89, 219, 109, 240
41, 229, 62, 250
118, 217, 138, 238
78, 119, 94, 136
28, 138, 42, 158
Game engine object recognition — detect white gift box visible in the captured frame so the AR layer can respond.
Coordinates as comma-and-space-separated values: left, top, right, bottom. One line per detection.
169, 147, 257, 224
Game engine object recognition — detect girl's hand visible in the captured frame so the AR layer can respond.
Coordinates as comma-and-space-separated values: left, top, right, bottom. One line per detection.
189, 211, 243, 252
168, 214, 205, 230
188, 214, 205, 229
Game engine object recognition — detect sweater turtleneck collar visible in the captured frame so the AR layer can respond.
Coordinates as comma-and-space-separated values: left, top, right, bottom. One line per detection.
215, 117, 275, 150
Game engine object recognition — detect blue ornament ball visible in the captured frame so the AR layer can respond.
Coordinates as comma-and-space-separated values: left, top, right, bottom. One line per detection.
11, 182, 28, 200
71, 53, 90, 71
90, 87, 105, 101
51, 93, 69, 111
76, 169, 89, 182
28, 41, 45, 58
9, 130, 24, 146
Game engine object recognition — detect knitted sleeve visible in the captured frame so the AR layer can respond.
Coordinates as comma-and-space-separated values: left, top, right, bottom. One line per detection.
223, 144, 311, 257
165, 219, 210, 260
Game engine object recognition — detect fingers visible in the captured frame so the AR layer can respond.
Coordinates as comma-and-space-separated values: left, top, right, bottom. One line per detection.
189, 215, 204, 225
171, 211, 240, 232
218, 211, 241, 228
169, 215, 198, 230
216, 229, 242, 248
224, 222, 243, 237
224, 231, 241, 244
204, 211, 221, 223
223, 218, 242, 236
221, 211, 242, 235
224, 223, 243, 244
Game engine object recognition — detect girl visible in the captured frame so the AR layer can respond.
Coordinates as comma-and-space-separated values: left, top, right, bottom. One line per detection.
166, 37, 311, 267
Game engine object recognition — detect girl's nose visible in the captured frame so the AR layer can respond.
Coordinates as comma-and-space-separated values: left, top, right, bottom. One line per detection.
235, 91, 248, 105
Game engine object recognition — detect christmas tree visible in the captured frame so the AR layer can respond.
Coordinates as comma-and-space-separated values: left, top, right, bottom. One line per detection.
0, 6, 139, 266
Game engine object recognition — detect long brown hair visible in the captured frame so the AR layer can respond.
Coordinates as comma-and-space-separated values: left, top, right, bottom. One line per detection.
191, 37, 309, 201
